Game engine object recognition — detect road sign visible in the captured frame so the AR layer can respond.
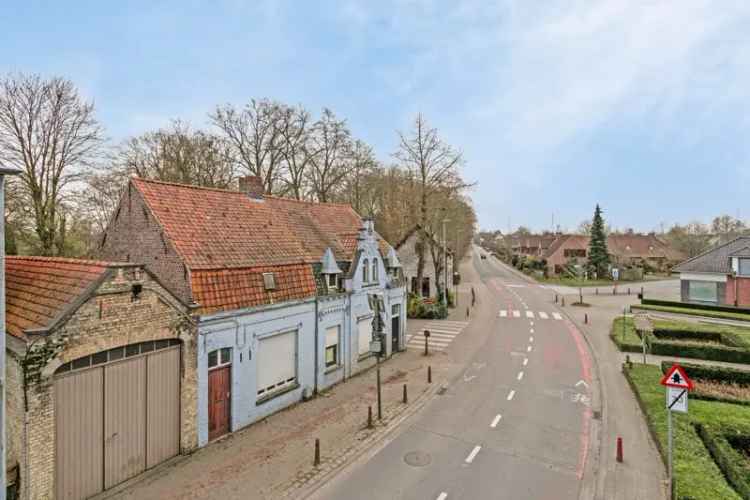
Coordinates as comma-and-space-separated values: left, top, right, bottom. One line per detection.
660, 364, 694, 390
666, 387, 688, 413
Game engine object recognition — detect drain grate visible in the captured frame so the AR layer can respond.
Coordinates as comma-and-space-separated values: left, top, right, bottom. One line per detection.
404, 451, 432, 467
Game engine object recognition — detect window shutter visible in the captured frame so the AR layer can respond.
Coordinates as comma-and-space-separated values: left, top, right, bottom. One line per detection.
358, 319, 372, 355
325, 326, 339, 348
257, 331, 297, 394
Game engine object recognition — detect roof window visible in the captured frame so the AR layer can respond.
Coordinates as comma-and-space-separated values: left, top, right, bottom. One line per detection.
263, 272, 276, 291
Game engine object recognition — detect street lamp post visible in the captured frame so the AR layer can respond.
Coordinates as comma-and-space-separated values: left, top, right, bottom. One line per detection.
442, 218, 451, 306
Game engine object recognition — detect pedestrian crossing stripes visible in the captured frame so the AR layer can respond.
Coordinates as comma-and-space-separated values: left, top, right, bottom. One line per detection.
496, 310, 564, 321
406, 320, 469, 352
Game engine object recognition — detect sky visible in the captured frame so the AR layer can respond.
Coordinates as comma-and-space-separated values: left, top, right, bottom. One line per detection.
2, 1, 749, 233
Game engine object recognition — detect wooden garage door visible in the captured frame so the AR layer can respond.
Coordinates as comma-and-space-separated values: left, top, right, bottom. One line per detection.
55, 342, 181, 500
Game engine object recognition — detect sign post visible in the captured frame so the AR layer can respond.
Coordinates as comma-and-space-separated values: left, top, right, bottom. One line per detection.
660, 364, 693, 494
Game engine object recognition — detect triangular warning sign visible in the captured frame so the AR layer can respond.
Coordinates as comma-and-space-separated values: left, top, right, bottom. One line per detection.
660, 364, 693, 390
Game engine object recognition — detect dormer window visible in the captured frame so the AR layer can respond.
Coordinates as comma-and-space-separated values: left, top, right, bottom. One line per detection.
363, 259, 369, 283
328, 274, 338, 290
372, 258, 379, 283
320, 247, 342, 292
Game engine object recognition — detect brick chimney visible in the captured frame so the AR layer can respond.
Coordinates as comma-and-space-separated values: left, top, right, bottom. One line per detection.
238, 176, 264, 199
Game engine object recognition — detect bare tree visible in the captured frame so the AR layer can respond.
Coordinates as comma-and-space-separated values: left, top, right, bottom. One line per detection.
210, 99, 286, 193
112, 120, 236, 188
394, 113, 465, 298
307, 108, 352, 202
0, 74, 104, 255
277, 104, 313, 200
342, 139, 378, 213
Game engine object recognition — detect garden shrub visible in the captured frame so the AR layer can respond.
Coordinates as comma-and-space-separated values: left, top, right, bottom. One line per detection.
641, 298, 750, 316
696, 423, 750, 500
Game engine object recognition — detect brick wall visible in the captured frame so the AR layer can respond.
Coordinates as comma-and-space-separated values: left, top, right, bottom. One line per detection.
726, 276, 750, 307
98, 182, 193, 304
8, 266, 198, 500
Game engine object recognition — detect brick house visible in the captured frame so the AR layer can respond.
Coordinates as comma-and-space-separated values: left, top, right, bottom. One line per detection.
507, 234, 558, 257
4, 257, 196, 500
98, 176, 407, 447
673, 236, 750, 306
394, 225, 454, 299
543, 233, 684, 276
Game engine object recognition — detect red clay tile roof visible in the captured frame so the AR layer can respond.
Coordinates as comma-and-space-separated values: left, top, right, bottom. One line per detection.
132, 178, 368, 268
191, 264, 317, 314
5, 257, 114, 340
131, 178, 394, 312
543, 234, 684, 261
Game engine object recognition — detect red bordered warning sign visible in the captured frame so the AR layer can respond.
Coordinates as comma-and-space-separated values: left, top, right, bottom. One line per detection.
660, 364, 693, 390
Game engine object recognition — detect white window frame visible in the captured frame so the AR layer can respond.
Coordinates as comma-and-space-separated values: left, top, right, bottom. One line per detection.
256, 330, 298, 400
688, 280, 718, 303
327, 273, 338, 290
325, 325, 340, 369
358, 317, 373, 357
208, 347, 232, 370
739, 258, 750, 277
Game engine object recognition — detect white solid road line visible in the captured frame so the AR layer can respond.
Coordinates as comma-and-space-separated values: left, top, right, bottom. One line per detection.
523, 358, 529, 366
539, 311, 549, 319
507, 389, 515, 400
499, 310, 508, 317
512, 310, 521, 318
465, 445, 482, 464
437, 493, 448, 500
525, 311, 534, 318
490, 414, 502, 428
517, 371, 524, 381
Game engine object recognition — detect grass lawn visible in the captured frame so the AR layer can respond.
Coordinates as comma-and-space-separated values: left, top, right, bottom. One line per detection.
627, 363, 750, 499
633, 304, 750, 323
537, 275, 670, 288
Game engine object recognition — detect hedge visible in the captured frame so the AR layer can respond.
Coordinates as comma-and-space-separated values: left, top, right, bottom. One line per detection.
649, 342, 750, 365
660, 361, 750, 387
695, 423, 750, 500
642, 298, 750, 316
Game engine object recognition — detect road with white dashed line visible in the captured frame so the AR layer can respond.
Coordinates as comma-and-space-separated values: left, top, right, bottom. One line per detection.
310, 247, 596, 500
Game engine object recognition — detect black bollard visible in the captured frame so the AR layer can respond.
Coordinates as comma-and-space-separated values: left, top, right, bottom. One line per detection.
403, 384, 408, 404
428, 365, 432, 383
367, 406, 373, 429
314, 438, 321, 466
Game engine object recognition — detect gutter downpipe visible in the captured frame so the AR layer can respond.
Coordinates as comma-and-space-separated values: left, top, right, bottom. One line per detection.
314, 293, 319, 396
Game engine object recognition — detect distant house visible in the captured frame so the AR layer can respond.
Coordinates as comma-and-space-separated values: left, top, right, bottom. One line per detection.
543, 233, 684, 276
673, 236, 750, 306
395, 225, 454, 299
507, 234, 558, 257
99, 176, 407, 447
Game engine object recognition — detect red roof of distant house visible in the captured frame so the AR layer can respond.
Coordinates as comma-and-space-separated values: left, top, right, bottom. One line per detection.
5, 257, 119, 340
130, 177, 389, 314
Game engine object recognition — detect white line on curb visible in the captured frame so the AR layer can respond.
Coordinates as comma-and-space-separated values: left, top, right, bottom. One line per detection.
465, 445, 482, 464
517, 371, 524, 381
490, 414, 502, 428
507, 389, 515, 400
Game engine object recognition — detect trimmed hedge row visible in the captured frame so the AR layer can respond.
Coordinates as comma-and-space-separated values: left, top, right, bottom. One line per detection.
695, 423, 750, 500
649, 342, 750, 365
660, 361, 750, 386
642, 298, 750, 316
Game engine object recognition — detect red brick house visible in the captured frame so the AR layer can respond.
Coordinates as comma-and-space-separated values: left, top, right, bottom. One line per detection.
674, 236, 750, 306
543, 233, 684, 275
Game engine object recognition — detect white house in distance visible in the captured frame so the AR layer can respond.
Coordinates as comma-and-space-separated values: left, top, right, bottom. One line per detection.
99, 176, 407, 445
395, 224, 454, 299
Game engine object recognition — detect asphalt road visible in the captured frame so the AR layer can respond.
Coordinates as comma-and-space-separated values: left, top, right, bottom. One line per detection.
311, 247, 595, 500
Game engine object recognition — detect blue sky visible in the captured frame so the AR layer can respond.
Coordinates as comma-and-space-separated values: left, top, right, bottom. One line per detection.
2, 1, 749, 232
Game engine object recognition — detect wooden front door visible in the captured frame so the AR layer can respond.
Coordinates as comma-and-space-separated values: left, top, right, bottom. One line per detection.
208, 365, 231, 440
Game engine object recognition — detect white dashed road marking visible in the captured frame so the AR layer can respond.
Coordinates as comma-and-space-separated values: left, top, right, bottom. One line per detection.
437, 493, 448, 500
465, 445, 482, 464
525, 310, 534, 319
527, 345, 533, 352
517, 371, 524, 381
512, 310, 521, 318
499, 310, 507, 318
523, 358, 529, 366
539, 311, 549, 319
490, 414, 502, 428
552, 312, 563, 320
529, 336, 534, 342
507, 390, 516, 401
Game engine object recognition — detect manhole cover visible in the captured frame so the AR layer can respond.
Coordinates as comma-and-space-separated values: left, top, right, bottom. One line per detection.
404, 451, 432, 467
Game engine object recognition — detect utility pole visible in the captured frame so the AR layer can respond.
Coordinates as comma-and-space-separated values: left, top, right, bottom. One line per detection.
442, 218, 451, 306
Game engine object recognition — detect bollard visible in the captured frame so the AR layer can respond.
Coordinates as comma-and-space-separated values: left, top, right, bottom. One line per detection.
561, 296, 565, 306
596, 288, 599, 295
616, 437, 623, 463
613, 286, 616, 296
403, 384, 408, 404
554, 294, 558, 303
314, 438, 321, 466
367, 405, 373, 429
428, 365, 432, 384
628, 287, 631, 295
466, 306, 470, 318
584, 313, 588, 324
641, 286, 644, 296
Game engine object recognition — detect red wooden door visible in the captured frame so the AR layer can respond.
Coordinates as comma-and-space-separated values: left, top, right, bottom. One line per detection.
208, 366, 231, 441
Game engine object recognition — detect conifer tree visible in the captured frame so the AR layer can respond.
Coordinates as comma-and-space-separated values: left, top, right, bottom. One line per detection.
587, 204, 610, 278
